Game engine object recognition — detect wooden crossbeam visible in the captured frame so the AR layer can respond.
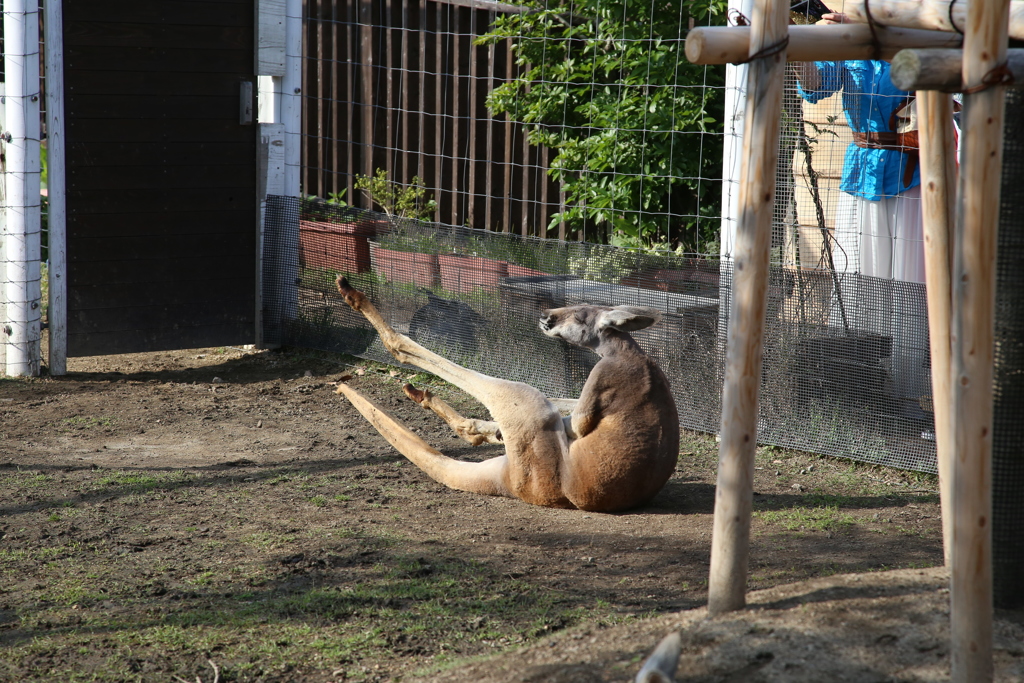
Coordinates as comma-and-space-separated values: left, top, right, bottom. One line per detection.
843, 0, 1024, 42
685, 24, 961, 65
891, 48, 1024, 91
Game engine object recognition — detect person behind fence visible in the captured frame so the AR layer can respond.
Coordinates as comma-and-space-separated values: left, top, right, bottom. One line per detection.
793, 11, 932, 418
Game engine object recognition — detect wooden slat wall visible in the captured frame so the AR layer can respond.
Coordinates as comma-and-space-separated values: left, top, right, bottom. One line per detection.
63, 0, 258, 356
302, 0, 565, 237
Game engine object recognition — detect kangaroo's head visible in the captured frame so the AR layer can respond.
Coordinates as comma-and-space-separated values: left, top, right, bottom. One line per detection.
539, 304, 662, 353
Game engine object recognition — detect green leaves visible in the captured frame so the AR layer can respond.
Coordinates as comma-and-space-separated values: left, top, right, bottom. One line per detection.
480, 0, 728, 250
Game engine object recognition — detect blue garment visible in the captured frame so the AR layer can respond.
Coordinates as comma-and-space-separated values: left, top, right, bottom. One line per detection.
796, 60, 919, 201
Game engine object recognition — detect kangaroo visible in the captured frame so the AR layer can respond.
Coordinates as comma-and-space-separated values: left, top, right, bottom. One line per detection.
334, 276, 679, 512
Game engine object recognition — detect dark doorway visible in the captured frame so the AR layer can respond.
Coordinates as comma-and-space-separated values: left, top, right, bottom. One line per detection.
63, 0, 257, 356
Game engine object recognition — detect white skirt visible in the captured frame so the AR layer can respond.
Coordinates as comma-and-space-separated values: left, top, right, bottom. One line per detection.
829, 187, 929, 402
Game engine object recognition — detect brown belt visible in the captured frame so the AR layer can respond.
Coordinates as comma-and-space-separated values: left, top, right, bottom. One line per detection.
852, 131, 919, 188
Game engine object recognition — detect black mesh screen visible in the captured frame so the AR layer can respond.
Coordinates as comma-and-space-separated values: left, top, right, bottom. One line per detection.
263, 197, 940, 474
993, 87, 1024, 610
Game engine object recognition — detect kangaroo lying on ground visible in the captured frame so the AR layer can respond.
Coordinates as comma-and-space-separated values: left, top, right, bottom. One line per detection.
334, 276, 679, 512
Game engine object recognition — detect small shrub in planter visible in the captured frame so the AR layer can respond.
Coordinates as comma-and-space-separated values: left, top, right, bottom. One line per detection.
438, 253, 509, 294
369, 229, 441, 288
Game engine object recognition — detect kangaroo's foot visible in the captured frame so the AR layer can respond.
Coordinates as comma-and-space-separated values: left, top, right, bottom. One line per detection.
403, 384, 503, 445
334, 377, 511, 498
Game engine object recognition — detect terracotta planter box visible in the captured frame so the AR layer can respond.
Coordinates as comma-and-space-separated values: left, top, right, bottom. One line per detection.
506, 263, 550, 278
299, 219, 380, 274
438, 254, 509, 294
369, 241, 439, 287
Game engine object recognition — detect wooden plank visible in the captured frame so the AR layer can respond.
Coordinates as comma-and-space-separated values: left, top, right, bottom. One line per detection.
707, 0, 790, 617
67, 95, 242, 120
66, 189, 255, 214
918, 90, 957, 566
68, 164, 256, 191
360, 0, 375, 182
417, 0, 427, 183
64, 1, 249, 25
68, 322, 255, 357
68, 278, 254, 309
502, 39, 513, 233
435, 1, 445, 222
64, 118, 254, 143
257, 0, 286, 76
484, 38, 495, 230
68, 256, 254, 287
65, 46, 253, 74
69, 211, 259, 238
401, 1, 411, 188
69, 235, 256, 261
67, 142, 255, 166
345, 0, 356, 202
63, 22, 251, 50
68, 306, 254, 333
385, 0, 395, 184
467, 6, 478, 226
330, 7, 342, 197
451, 8, 462, 225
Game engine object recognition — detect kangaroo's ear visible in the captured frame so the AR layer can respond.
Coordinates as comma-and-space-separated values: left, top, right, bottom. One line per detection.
597, 306, 662, 332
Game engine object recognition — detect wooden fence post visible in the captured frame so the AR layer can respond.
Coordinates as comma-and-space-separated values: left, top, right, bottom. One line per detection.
917, 90, 956, 566
951, 0, 1011, 679
707, 0, 788, 616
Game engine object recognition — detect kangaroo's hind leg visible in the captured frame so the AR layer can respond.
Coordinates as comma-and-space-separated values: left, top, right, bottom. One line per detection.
335, 378, 511, 498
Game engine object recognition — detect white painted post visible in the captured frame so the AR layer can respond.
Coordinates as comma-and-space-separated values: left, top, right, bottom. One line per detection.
950, 0, 1011, 679
255, 0, 300, 347
2, 0, 43, 377
718, 0, 754, 359
283, 0, 302, 199
1, 82, 6, 373
44, 0, 66, 375
708, 0, 789, 616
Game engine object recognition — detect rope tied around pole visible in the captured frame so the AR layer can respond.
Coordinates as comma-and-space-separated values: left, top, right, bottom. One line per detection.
735, 35, 790, 64
962, 63, 1016, 95
862, 0, 884, 62
947, 0, 964, 35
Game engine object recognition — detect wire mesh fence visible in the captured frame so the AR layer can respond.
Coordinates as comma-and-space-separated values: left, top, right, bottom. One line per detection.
300, 0, 724, 248
263, 196, 939, 473
291, 0, 946, 474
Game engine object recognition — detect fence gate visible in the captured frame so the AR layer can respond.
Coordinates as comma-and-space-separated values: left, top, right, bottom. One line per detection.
63, 0, 258, 356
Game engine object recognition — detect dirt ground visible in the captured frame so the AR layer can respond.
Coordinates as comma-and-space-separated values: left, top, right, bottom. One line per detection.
1, 344, 1021, 681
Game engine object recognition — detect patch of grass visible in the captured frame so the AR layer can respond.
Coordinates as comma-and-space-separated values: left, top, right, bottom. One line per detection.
63, 415, 114, 428
754, 504, 857, 533
89, 469, 196, 496
241, 531, 298, 551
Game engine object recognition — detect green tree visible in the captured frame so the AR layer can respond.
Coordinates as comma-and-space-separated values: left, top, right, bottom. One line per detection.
479, 0, 728, 251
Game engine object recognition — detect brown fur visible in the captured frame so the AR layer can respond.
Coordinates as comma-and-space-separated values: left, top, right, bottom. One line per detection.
334, 276, 679, 512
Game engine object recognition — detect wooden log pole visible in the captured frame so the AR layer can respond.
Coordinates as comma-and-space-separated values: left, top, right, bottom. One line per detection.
950, 0, 1011, 679
843, 0, 1024, 42
707, 0, 789, 616
684, 24, 961, 65
891, 48, 1024, 92
917, 89, 956, 566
